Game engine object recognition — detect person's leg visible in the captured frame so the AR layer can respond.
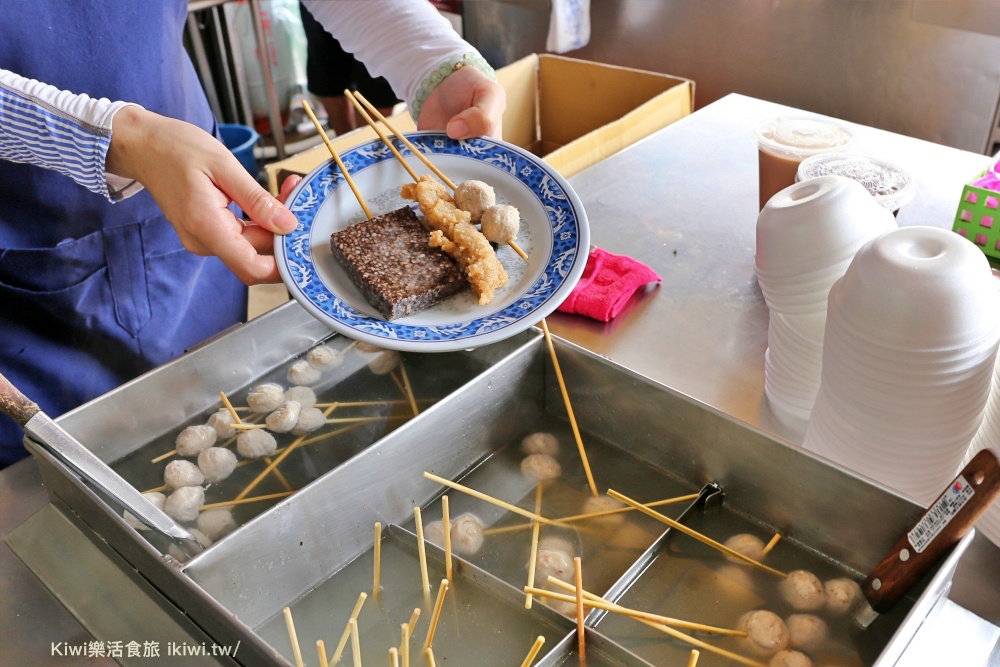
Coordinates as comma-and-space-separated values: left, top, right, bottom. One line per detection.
299, 2, 355, 135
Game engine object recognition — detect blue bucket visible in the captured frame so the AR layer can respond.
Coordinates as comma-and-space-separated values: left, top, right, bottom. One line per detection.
219, 124, 260, 176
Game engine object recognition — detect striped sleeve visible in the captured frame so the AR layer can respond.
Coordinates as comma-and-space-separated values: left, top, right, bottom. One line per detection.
0, 68, 143, 202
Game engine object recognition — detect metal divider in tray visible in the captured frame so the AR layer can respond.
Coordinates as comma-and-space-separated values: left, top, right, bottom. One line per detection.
24, 301, 971, 666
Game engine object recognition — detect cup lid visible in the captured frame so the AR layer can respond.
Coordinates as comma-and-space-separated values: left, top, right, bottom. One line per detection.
754, 116, 856, 161
797, 153, 916, 211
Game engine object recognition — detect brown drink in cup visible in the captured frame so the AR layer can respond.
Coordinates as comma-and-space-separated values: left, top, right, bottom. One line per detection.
797, 153, 915, 217
754, 117, 855, 210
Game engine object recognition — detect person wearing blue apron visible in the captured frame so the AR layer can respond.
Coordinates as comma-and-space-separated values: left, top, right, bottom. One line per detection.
0, 2, 504, 468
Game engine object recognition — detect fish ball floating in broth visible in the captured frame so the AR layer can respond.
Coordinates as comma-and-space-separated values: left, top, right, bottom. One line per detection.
306, 344, 342, 371
423, 520, 446, 547
824, 577, 862, 615
164, 460, 205, 489
454, 180, 495, 223
368, 350, 401, 376
197, 507, 237, 541
533, 536, 576, 586
785, 614, 828, 652
123, 491, 166, 531
580, 494, 626, 528
175, 424, 217, 457
724, 533, 766, 562
247, 383, 285, 413
197, 447, 238, 484
286, 360, 321, 386
769, 650, 812, 667
450, 513, 485, 555
292, 407, 326, 435
480, 204, 520, 245
164, 486, 205, 523
737, 610, 789, 656
284, 386, 317, 410
206, 409, 236, 439
780, 570, 826, 611
266, 401, 301, 433
520, 453, 562, 482
237, 429, 277, 459
521, 432, 559, 456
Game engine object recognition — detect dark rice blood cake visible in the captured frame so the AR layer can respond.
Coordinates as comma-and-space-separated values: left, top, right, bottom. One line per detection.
330, 206, 468, 320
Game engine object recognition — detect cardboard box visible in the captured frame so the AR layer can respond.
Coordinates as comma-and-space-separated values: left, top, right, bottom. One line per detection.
264, 54, 693, 193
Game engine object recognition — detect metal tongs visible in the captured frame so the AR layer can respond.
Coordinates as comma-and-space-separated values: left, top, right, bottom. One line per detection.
0, 371, 204, 560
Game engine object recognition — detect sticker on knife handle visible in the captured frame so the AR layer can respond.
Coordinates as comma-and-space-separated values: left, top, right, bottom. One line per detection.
907, 475, 975, 553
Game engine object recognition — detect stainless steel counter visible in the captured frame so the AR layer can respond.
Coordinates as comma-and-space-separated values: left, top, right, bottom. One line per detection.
3, 93, 999, 665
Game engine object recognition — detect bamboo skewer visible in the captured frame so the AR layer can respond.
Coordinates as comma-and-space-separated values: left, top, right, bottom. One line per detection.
573, 557, 586, 659
541, 319, 598, 496
606, 489, 787, 578
389, 648, 399, 667
221, 391, 293, 492
283, 607, 305, 667
525, 484, 544, 609
199, 490, 296, 510
687, 650, 701, 667
344, 90, 419, 182
441, 495, 453, 582
331, 592, 368, 665
483, 492, 702, 535
761, 532, 782, 557
519, 636, 546, 667
414, 507, 431, 596
407, 608, 422, 637
318, 641, 329, 667
423, 472, 556, 525
422, 579, 450, 652
374, 522, 383, 596
423, 648, 437, 667
350, 618, 363, 667
401, 623, 410, 667
399, 361, 419, 416
303, 99, 373, 219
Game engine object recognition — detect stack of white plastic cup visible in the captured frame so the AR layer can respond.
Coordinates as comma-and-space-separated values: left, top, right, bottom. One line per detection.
804, 226, 1000, 505
962, 351, 1000, 547
755, 175, 897, 433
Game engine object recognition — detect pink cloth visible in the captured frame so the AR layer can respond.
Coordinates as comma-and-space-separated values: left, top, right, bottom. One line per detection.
557, 247, 661, 321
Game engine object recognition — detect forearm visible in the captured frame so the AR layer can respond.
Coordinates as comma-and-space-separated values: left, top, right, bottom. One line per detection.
0, 68, 141, 201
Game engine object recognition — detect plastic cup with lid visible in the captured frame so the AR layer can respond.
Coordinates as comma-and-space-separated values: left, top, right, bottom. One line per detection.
797, 153, 915, 216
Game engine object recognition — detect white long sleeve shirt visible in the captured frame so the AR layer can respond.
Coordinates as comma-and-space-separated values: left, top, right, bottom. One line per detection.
0, 1, 476, 202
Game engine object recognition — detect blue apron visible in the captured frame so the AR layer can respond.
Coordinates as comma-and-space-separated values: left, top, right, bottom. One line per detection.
0, 1, 247, 466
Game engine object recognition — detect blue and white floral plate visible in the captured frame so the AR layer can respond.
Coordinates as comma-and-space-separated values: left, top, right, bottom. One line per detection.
276, 132, 589, 352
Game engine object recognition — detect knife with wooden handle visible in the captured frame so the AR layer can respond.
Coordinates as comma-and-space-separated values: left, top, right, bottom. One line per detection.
853, 447, 1000, 628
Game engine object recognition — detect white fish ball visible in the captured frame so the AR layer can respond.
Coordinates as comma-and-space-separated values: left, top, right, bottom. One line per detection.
292, 407, 326, 435
354, 341, 384, 353
368, 350, 401, 376
780, 570, 826, 612
824, 577, 862, 616
737, 610, 789, 656
785, 614, 828, 652
769, 650, 812, 667
196, 507, 237, 541
580, 494, 626, 528
450, 513, 485, 555
481, 204, 520, 244
175, 424, 217, 457
534, 544, 575, 586
164, 486, 205, 523
284, 385, 317, 410
423, 520, 446, 547
306, 344, 343, 371
164, 460, 205, 489
287, 360, 321, 386
197, 447, 238, 484
724, 533, 766, 563
266, 400, 301, 433
454, 180, 496, 223
123, 491, 166, 531
236, 428, 277, 459
206, 409, 236, 439
247, 383, 285, 413
520, 453, 562, 482
521, 432, 559, 456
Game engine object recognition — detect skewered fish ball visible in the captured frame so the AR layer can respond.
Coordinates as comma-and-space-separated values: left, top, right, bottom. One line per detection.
164, 460, 206, 489
236, 428, 277, 459
164, 486, 205, 523
247, 383, 285, 413
284, 386, 317, 410
175, 424, 217, 457
534, 536, 576, 586
197, 507, 237, 541
292, 407, 326, 435
521, 432, 559, 456
423, 520, 446, 547
306, 344, 343, 371
454, 179, 496, 223
780, 570, 826, 611
724, 533, 766, 563
481, 204, 520, 245
580, 494, 626, 528
368, 350, 401, 376
197, 447, 238, 484
123, 491, 166, 531
824, 577, 862, 615
355, 341, 384, 353
520, 453, 562, 482
450, 513, 485, 555
737, 610, 789, 656
206, 409, 236, 439
287, 360, 321, 386
266, 400, 301, 433
770, 650, 812, 667
785, 614, 828, 652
